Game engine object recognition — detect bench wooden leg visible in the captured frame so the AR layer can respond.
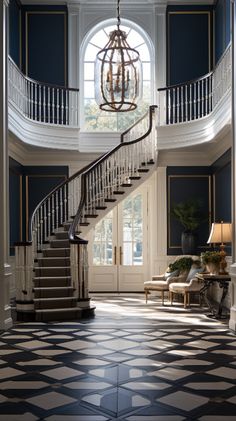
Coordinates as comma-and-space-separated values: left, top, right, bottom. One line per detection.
184, 292, 187, 308
161, 290, 164, 305
187, 292, 190, 307
170, 291, 173, 305
145, 289, 148, 303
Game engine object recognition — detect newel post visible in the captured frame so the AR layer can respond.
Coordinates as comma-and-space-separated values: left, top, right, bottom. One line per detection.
70, 238, 95, 316
15, 243, 34, 317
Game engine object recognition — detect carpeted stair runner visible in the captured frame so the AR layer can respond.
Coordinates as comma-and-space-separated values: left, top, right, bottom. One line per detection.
33, 222, 81, 321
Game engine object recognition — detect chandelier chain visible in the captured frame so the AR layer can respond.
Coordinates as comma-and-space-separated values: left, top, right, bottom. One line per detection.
117, 0, 121, 27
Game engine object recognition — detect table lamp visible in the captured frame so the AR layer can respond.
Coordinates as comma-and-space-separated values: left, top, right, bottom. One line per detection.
207, 221, 232, 275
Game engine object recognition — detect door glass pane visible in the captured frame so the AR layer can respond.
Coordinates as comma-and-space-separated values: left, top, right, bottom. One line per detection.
122, 193, 143, 266
93, 211, 113, 265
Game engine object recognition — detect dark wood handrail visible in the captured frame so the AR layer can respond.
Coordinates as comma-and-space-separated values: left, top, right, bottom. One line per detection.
120, 109, 149, 143
158, 71, 213, 92
68, 105, 157, 243
8, 56, 79, 92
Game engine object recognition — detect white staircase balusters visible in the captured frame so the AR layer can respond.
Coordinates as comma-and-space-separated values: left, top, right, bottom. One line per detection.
8, 56, 79, 127
158, 43, 231, 125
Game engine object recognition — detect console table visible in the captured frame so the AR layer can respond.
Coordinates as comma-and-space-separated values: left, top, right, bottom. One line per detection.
196, 274, 231, 319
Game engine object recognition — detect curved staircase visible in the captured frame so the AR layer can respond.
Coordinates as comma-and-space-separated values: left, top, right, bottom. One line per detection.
15, 105, 158, 321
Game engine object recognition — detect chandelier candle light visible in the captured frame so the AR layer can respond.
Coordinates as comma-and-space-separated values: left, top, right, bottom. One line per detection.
207, 221, 232, 275
94, 0, 142, 112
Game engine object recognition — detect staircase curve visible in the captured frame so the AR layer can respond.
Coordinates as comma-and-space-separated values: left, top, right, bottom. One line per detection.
15, 105, 158, 321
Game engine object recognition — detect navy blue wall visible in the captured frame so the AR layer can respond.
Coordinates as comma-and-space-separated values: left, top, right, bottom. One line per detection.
167, 6, 213, 85
211, 149, 231, 255
167, 167, 211, 255
9, 158, 24, 255
22, 5, 67, 85
214, 0, 231, 65
9, 0, 21, 67
167, 150, 232, 256
9, 159, 68, 252
25, 166, 68, 241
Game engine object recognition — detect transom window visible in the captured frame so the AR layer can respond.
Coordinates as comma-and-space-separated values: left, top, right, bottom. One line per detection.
83, 20, 152, 132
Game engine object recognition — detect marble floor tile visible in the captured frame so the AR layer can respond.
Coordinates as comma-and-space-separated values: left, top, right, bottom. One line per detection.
148, 366, 193, 381
158, 390, 208, 411
207, 367, 236, 379
42, 366, 84, 380
45, 416, 109, 421
0, 367, 25, 379
0, 295, 235, 420
0, 414, 38, 420
58, 339, 96, 350
17, 340, 52, 350
0, 380, 49, 389
27, 391, 77, 410
185, 381, 234, 390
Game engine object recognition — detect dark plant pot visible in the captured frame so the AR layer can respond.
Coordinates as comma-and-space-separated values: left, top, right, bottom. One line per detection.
181, 231, 196, 255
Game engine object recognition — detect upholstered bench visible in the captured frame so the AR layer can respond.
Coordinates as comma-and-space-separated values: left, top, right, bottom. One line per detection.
169, 276, 204, 308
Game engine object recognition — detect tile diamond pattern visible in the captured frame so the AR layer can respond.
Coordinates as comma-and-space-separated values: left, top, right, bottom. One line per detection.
0, 295, 235, 420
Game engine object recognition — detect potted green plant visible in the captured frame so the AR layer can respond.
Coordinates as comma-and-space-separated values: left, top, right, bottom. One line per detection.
171, 198, 205, 254
201, 251, 221, 274
168, 256, 199, 273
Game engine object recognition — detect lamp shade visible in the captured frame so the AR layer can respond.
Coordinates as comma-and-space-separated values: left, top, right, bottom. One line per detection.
207, 222, 232, 244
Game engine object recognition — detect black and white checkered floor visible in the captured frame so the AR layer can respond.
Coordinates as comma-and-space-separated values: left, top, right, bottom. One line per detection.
0, 295, 236, 420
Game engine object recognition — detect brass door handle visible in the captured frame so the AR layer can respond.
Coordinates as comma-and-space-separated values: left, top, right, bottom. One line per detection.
113, 246, 117, 265
120, 246, 123, 265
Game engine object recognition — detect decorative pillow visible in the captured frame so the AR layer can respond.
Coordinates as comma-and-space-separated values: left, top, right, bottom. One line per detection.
164, 270, 179, 280
186, 266, 204, 282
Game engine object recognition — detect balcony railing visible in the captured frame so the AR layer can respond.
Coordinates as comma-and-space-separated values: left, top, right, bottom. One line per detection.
158, 43, 231, 125
8, 57, 80, 126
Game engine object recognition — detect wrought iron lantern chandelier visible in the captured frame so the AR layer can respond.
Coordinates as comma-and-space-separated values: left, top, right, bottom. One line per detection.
94, 0, 142, 112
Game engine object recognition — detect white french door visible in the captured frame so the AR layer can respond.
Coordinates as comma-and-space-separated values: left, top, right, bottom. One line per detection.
88, 186, 148, 292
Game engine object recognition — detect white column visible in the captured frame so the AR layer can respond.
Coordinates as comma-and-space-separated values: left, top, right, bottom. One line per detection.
68, 4, 80, 126
0, 0, 13, 329
68, 3, 80, 89
229, 0, 236, 331
155, 2, 167, 124
155, 167, 168, 274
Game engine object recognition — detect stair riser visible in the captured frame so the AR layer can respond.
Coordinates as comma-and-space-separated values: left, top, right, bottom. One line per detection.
34, 289, 74, 299
35, 308, 81, 322
34, 268, 71, 277
50, 240, 70, 248
34, 299, 77, 310
43, 249, 70, 257
55, 232, 69, 240
37, 258, 70, 267
34, 278, 71, 287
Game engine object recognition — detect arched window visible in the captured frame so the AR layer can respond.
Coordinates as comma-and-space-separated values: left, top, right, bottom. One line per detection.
82, 19, 153, 132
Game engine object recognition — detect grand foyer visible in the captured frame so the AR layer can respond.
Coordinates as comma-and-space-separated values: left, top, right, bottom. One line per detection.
0, 0, 236, 418
2, 0, 233, 324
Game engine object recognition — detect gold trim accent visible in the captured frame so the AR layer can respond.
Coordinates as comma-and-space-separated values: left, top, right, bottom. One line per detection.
25, 175, 28, 241
168, 174, 212, 249
20, 175, 23, 241
19, 8, 22, 70
213, 9, 215, 67
25, 11, 67, 84
167, 11, 212, 83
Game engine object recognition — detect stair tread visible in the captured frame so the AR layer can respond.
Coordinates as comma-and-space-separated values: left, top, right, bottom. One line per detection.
34, 297, 77, 302
35, 307, 81, 313
33, 276, 71, 280
38, 257, 70, 260
34, 287, 74, 290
